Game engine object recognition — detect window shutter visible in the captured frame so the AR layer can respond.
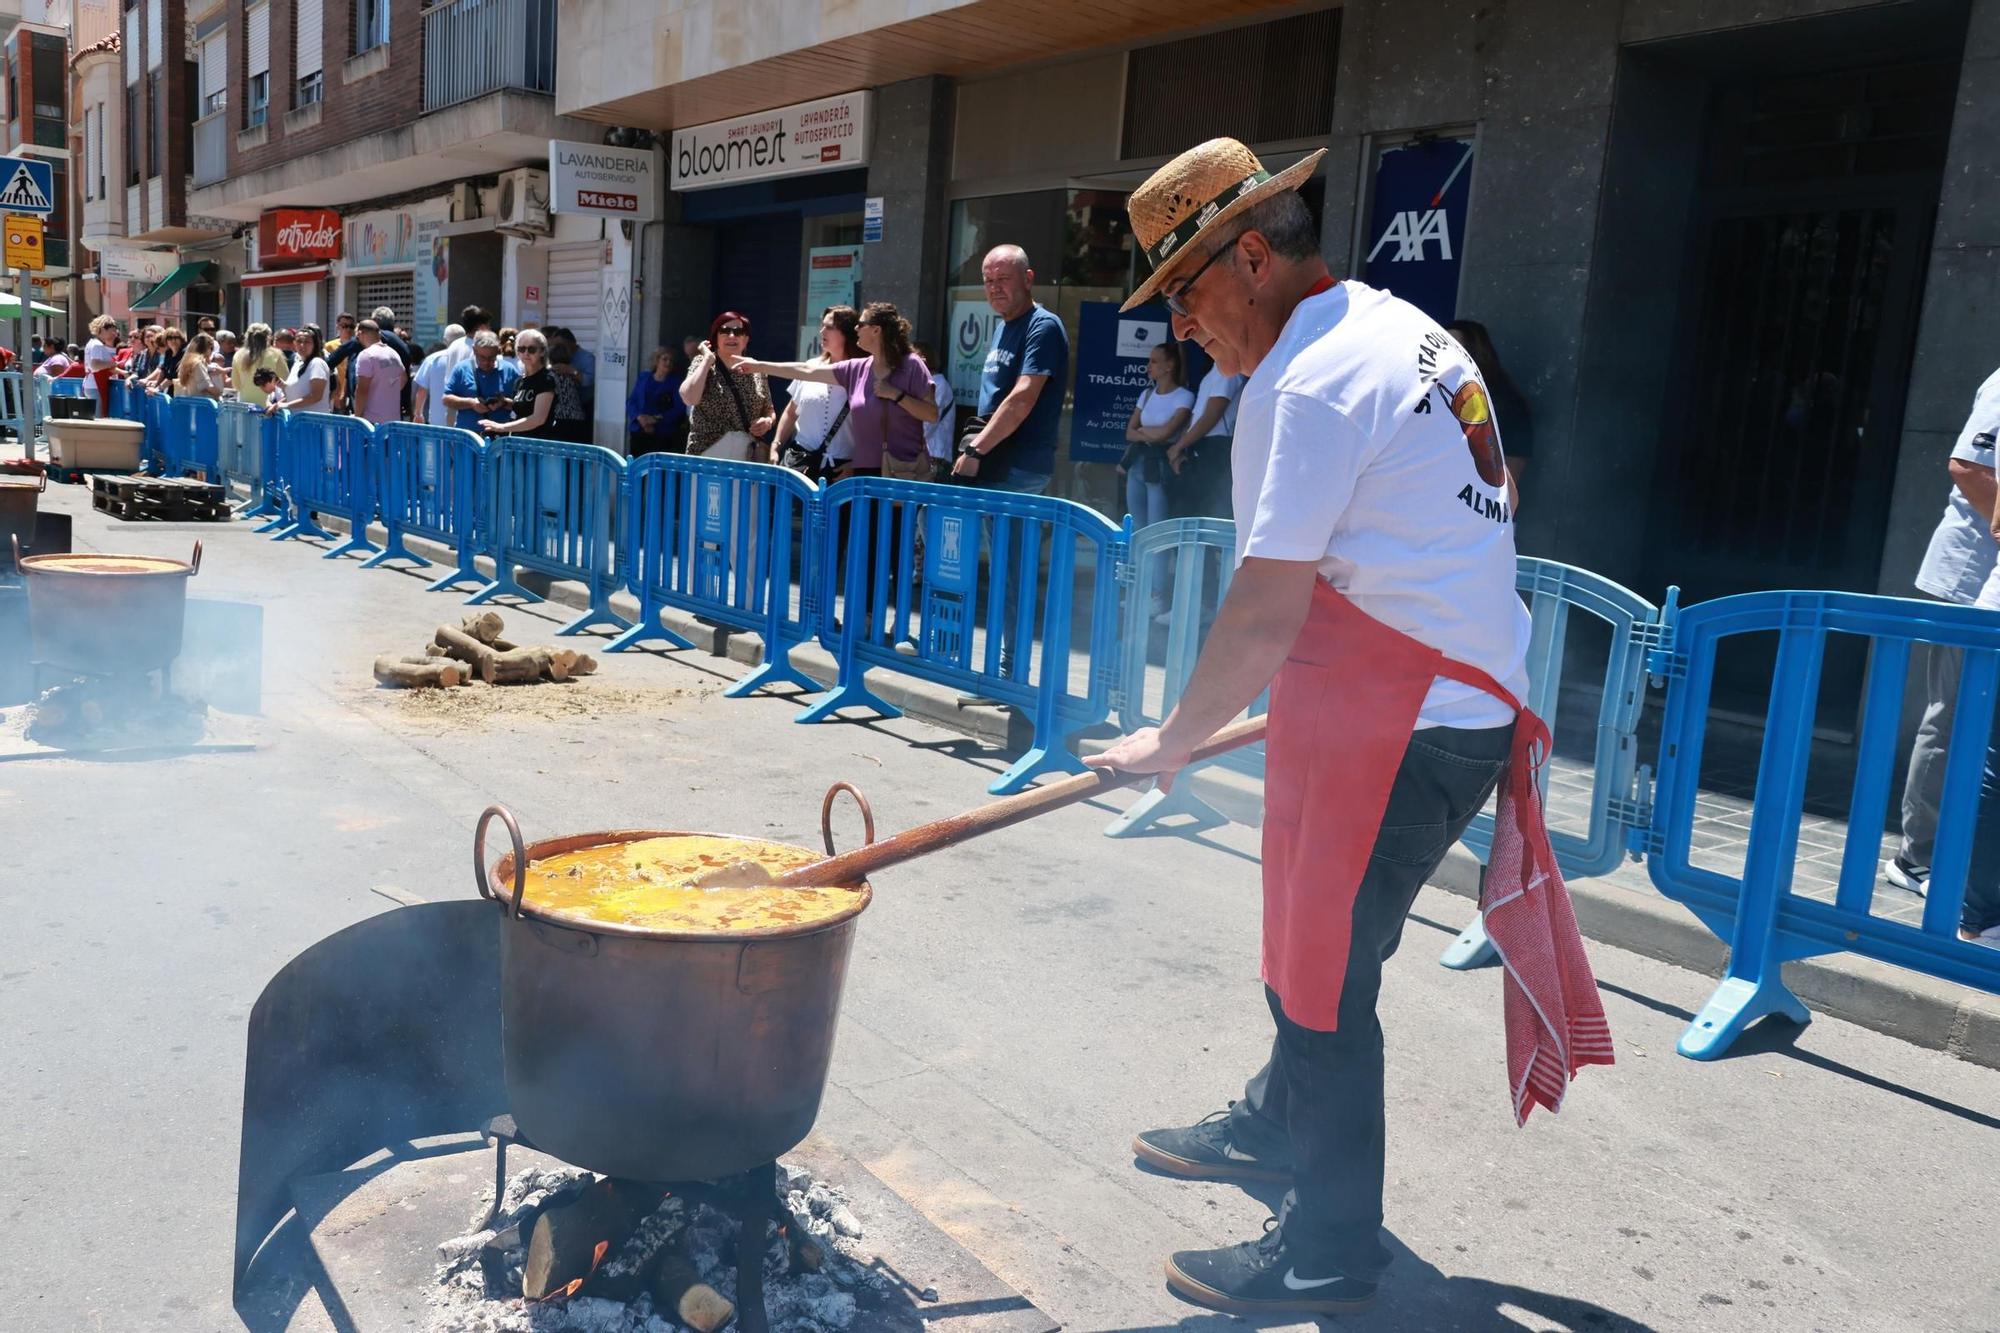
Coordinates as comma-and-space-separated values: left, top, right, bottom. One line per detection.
200, 35, 225, 102
294, 0, 321, 78
81, 106, 92, 199
146, 0, 163, 70
247, 3, 270, 78
122, 8, 138, 82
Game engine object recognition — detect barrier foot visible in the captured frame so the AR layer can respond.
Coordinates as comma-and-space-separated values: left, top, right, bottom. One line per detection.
252, 514, 289, 534
360, 538, 433, 571
1676, 975, 1811, 1060
796, 679, 903, 725
607, 613, 699, 654
272, 517, 336, 543
989, 743, 1088, 796
424, 562, 488, 594
1439, 914, 1498, 970
554, 603, 634, 637
1102, 780, 1227, 838
465, 572, 544, 607
241, 496, 281, 520
324, 532, 384, 561
725, 649, 820, 699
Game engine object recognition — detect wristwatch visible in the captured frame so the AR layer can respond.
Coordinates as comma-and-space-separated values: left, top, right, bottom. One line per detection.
894, 389, 907, 403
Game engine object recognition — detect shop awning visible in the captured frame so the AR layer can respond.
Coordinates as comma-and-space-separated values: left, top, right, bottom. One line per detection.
128, 260, 212, 311
0, 290, 65, 316
242, 265, 331, 287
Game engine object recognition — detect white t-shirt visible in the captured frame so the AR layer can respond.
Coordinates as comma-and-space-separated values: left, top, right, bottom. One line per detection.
413, 347, 456, 426
84, 338, 116, 373
924, 375, 957, 461
790, 376, 855, 463
1920, 367, 2000, 605
1232, 280, 1530, 729
1196, 367, 1245, 436
1138, 385, 1195, 431
284, 355, 330, 406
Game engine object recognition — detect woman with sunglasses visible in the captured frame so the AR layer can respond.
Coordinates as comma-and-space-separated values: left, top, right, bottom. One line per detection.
479, 329, 563, 441
680, 311, 774, 460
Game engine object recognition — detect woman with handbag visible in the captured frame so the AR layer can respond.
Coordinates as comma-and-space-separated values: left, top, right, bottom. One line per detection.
1118, 340, 1195, 532
680, 310, 775, 460
770, 306, 859, 480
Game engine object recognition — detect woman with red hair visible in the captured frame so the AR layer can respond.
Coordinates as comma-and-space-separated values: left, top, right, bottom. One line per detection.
679, 310, 774, 460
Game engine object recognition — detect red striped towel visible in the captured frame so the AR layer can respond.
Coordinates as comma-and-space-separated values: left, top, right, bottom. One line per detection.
1481, 711, 1616, 1124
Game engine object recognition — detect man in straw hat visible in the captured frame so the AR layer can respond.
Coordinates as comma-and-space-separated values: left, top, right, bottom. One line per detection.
1087, 138, 1610, 1316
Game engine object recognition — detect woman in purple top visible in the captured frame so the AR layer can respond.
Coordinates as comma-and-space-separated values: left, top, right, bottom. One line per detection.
732, 302, 938, 480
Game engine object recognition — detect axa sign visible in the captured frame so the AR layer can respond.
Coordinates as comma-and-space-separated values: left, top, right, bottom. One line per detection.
259, 207, 343, 264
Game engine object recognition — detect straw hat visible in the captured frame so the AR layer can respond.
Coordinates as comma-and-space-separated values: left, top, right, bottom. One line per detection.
1121, 138, 1327, 312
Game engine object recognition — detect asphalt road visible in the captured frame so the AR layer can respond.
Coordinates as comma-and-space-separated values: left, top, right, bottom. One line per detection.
4, 484, 1998, 1333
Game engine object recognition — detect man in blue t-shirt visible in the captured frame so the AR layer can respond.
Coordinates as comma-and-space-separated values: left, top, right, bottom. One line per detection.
953, 244, 1069, 493
440, 331, 519, 433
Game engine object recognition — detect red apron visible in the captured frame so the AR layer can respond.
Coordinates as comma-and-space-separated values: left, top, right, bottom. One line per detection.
1263, 578, 1613, 1121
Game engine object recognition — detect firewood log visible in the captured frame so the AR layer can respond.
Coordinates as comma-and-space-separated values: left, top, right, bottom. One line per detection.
521, 1178, 659, 1301
488, 647, 550, 685
650, 1243, 735, 1333
570, 653, 598, 677
374, 656, 462, 689
435, 625, 501, 684
460, 610, 506, 645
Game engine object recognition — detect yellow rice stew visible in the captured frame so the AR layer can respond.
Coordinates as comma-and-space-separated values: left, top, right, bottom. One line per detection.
523, 834, 858, 934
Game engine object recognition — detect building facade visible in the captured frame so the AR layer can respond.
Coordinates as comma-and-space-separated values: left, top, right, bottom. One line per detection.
551, 0, 1999, 729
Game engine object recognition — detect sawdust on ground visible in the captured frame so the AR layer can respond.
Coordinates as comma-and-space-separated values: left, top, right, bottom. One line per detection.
381, 679, 714, 729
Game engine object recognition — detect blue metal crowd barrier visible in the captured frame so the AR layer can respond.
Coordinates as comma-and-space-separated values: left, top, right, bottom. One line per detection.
271, 411, 381, 560
1103, 517, 1266, 836
217, 402, 280, 517
1439, 559, 1665, 969
169, 395, 220, 480
610, 452, 824, 697
141, 390, 174, 474
1647, 590, 2000, 1058
468, 439, 630, 636
0, 370, 28, 445
805, 477, 1125, 795
368, 422, 488, 589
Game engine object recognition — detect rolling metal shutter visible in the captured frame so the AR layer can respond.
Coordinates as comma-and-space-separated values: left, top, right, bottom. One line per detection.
295, 0, 322, 77
544, 246, 600, 360
354, 272, 413, 330
247, 4, 271, 78
146, 0, 163, 69
268, 282, 303, 332
200, 36, 226, 108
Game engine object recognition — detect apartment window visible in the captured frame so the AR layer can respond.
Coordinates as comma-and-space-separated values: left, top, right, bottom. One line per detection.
352, 0, 389, 56
81, 106, 93, 201
145, 0, 163, 70
246, 1, 271, 128
126, 82, 139, 185
93, 101, 105, 199
148, 74, 164, 177
295, 0, 323, 106
199, 34, 226, 115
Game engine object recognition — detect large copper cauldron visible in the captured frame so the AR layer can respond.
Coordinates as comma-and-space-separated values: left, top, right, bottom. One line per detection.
474, 801, 875, 1182
14, 539, 201, 673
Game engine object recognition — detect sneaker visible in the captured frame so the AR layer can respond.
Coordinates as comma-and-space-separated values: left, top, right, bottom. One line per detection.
1884, 856, 1930, 896
1165, 1218, 1377, 1317
1133, 1105, 1293, 1184
1960, 924, 2000, 949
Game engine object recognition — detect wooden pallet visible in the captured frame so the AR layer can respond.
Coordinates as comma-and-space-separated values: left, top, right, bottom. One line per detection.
90, 473, 232, 523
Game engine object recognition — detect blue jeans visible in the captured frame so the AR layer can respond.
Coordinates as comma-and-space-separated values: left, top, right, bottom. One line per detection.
1124, 464, 1170, 531
987, 468, 1050, 496
1959, 706, 2000, 934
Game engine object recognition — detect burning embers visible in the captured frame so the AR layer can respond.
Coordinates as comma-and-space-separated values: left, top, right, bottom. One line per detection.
432, 1161, 876, 1333
17, 670, 208, 748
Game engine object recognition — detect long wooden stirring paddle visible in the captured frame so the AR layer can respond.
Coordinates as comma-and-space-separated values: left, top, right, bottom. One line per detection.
694, 715, 1269, 889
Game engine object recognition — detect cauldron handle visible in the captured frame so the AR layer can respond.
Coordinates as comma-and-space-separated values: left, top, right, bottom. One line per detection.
189, 540, 202, 577
820, 781, 876, 856
474, 804, 529, 919
8, 532, 19, 565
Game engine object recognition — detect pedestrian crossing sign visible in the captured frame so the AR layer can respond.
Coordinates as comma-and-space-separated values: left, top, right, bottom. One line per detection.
4, 214, 43, 270
0, 156, 53, 215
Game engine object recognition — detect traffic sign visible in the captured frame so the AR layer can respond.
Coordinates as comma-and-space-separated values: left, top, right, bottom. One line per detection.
0, 156, 54, 215
4, 214, 44, 270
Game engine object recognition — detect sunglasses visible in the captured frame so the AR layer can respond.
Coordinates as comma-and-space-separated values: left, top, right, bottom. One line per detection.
1163, 236, 1241, 320
717, 325, 748, 337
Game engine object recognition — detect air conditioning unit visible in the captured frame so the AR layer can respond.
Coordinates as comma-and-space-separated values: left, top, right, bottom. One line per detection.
447, 181, 481, 223
495, 168, 550, 236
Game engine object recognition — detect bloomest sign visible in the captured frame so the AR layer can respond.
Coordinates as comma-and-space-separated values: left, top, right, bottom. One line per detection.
259, 207, 343, 264
670, 92, 871, 191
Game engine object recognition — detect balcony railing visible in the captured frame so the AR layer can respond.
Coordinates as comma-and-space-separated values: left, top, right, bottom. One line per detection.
194, 111, 227, 186
422, 0, 555, 114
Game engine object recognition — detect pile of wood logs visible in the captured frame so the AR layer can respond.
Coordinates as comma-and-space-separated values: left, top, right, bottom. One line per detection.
372, 611, 600, 689
516, 1180, 734, 1331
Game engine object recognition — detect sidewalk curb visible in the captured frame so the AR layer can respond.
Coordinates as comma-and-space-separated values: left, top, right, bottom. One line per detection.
336, 520, 2000, 1073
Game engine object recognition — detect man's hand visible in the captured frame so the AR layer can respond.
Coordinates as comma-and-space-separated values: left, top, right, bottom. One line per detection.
750, 414, 775, 439
1084, 726, 1193, 793
1168, 443, 1190, 474
636, 414, 659, 432
952, 451, 981, 478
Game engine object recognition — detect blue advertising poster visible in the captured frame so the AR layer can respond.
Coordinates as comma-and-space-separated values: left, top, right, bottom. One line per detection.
1071, 301, 1209, 465
1361, 137, 1476, 326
